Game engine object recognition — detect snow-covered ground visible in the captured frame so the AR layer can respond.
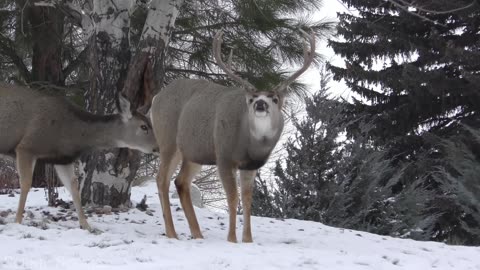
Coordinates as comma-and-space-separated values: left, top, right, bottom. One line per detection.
0, 182, 479, 270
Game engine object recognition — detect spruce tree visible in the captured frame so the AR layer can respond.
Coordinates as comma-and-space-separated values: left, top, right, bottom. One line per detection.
253, 70, 344, 222
329, 0, 480, 244
329, 0, 479, 153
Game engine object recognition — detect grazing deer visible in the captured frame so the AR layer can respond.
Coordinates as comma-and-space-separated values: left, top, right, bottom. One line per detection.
151, 30, 315, 242
0, 84, 159, 231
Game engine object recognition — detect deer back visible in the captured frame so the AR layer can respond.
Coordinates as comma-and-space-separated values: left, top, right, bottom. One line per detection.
0, 84, 114, 159
1, 83, 158, 163
152, 79, 248, 165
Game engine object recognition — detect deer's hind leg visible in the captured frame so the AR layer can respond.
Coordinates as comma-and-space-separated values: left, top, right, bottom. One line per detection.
15, 151, 36, 224
156, 150, 181, 239
54, 163, 91, 231
174, 160, 203, 239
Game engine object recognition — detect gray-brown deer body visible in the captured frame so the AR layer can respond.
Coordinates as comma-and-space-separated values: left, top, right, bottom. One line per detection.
151, 30, 315, 242
0, 83, 158, 230
157, 79, 283, 167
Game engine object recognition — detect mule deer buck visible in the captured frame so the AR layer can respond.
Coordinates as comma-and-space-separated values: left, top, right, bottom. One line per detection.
0, 84, 159, 231
151, 30, 315, 242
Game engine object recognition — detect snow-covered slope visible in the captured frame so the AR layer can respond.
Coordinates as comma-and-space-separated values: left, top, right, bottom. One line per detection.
0, 182, 479, 270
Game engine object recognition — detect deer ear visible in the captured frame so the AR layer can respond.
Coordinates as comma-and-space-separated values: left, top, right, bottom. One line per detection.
273, 90, 285, 107
118, 94, 133, 121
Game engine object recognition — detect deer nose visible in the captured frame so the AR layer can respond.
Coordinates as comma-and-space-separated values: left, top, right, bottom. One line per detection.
254, 100, 268, 112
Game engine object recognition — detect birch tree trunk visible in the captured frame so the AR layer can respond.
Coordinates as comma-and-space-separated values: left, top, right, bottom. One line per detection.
80, 0, 183, 208
79, 0, 134, 208
123, 0, 183, 105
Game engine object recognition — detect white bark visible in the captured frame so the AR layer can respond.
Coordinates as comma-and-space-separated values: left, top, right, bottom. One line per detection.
80, 0, 135, 207
140, 0, 184, 53
93, 0, 133, 48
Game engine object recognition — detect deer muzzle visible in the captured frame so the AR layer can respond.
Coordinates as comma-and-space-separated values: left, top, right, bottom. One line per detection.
254, 100, 269, 112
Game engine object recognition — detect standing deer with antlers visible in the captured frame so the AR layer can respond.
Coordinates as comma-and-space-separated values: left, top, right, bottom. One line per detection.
151, 30, 315, 242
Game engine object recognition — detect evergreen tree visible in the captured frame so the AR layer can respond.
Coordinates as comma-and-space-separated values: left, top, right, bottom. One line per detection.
329, 0, 480, 244
330, 0, 479, 147
253, 69, 344, 222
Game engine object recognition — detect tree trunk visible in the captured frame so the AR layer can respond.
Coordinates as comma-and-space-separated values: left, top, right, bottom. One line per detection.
79, 0, 134, 208
25, 1, 65, 206
79, 0, 184, 208
123, 0, 184, 103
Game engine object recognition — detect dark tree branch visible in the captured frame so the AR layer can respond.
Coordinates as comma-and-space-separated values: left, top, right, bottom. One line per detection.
0, 34, 31, 82
34, 0, 92, 30
385, 0, 476, 27
62, 45, 89, 78
394, 0, 476, 14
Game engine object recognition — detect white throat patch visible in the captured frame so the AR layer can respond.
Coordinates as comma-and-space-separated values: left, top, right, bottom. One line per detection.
251, 114, 277, 140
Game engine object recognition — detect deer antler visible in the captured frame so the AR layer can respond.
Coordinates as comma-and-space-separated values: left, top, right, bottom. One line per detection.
273, 29, 316, 93
213, 30, 257, 92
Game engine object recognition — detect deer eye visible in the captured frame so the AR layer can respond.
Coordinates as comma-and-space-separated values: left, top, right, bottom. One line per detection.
249, 98, 254, 104
273, 98, 279, 104
141, 125, 149, 133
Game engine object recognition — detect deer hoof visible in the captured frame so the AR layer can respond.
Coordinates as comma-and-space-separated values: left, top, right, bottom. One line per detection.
227, 235, 238, 243
191, 232, 204, 239
166, 231, 179, 239
242, 237, 253, 243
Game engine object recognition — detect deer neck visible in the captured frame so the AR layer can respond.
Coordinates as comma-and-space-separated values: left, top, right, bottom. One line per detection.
244, 110, 281, 160
83, 115, 125, 149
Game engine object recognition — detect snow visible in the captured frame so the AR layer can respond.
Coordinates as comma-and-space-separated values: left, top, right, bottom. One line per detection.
0, 182, 479, 270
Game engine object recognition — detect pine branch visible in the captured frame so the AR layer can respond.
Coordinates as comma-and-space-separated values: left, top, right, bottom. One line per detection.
386, 0, 447, 27
0, 34, 31, 82
396, 0, 476, 15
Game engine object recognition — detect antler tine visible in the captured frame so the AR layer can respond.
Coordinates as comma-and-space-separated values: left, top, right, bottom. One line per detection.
213, 30, 257, 92
274, 29, 316, 93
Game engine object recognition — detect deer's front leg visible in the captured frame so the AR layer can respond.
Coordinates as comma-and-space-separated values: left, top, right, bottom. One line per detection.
157, 151, 181, 239
218, 164, 238, 243
240, 170, 256, 243
15, 151, 36, 224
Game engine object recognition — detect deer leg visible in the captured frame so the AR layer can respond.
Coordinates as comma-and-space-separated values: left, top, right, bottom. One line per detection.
174, 160, 203, 239
218, 165, 238, 243
239, 170, 256, 243
156, 151, 181, 239
15, 151, 36, 224
54, 163, 91, 231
